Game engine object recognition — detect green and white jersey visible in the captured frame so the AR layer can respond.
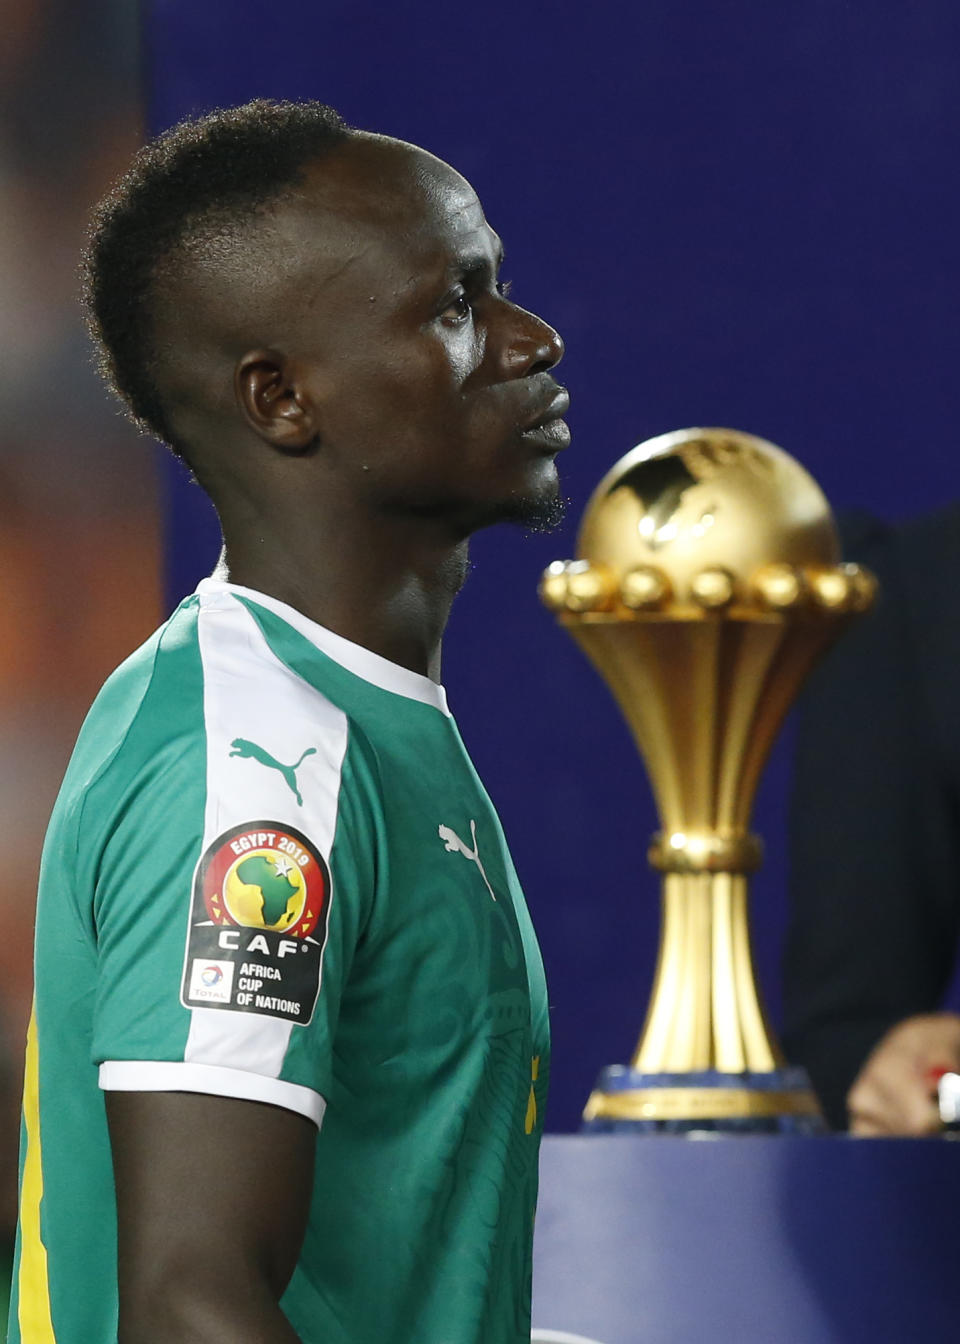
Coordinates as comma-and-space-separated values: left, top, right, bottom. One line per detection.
11, 578, 550, 1344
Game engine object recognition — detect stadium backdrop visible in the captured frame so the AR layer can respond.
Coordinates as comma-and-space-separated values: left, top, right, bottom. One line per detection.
145, 0, 960, 1130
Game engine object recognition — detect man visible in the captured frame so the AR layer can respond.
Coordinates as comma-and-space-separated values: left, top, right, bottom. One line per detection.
11, 99, 568, 1343
784, 507, 960, 1134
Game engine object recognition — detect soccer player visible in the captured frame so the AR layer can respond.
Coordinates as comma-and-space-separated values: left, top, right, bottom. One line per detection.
11, 100, 569, 1344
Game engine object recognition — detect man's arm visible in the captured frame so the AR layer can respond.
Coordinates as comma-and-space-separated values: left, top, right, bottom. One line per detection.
783, 513, 960, 1128
107, 1090, 316, 1344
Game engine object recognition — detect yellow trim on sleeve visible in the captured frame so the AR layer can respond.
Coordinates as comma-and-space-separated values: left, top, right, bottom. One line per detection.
525, 1055, 540, 1135
17, 1006, 56, 1342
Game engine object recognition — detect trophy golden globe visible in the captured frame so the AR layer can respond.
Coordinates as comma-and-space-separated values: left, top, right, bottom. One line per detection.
540, 429, 876, 1133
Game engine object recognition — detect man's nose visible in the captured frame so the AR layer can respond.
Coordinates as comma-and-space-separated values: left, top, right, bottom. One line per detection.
501, 309, 564, 378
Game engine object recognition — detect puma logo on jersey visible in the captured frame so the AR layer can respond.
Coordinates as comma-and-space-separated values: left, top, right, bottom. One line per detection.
437, 819, 496, 901
229, 738, 317, 807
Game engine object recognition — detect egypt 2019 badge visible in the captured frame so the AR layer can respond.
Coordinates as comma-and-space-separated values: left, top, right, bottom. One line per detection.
181, 821, 331, 1024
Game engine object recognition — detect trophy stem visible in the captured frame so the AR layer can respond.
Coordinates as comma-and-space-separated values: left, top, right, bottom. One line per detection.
633, 869, 781, 1075
581, 831, 826, 1130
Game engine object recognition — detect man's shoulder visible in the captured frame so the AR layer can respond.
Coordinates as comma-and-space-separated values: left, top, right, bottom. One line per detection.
840, 501, 960, 576
65, 599, 205, 804
39, 601, 206, 894
814, 501, 960, 708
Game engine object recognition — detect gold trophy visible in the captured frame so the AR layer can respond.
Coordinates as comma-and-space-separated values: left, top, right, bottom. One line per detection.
540, 429, 876, 1132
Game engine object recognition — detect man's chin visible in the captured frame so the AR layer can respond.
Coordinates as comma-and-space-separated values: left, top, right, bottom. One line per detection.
471, 449, 567, 531
465, 470, 567, 534
496, 488, 568, 533
397, 470, 566, 535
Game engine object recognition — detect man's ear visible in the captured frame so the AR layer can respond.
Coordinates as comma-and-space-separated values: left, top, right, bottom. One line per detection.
234, 350, 320, 452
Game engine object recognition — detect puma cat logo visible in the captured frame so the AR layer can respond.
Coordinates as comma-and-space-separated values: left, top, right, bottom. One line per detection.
229, 738, 317, 807
438, 819, 496, 901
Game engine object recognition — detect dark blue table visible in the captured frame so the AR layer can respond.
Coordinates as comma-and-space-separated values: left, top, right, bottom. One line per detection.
532, 1135, 959, 1343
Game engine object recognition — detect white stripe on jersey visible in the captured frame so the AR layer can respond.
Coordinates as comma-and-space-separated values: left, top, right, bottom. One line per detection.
100, 587, 348, 1124
187, 588, 348, 1076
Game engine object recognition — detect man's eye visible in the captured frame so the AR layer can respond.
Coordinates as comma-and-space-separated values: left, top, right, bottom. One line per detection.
441, 292, 471, 324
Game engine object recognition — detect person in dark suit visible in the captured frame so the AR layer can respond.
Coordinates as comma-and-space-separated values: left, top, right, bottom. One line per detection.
783, 506, 960, 1133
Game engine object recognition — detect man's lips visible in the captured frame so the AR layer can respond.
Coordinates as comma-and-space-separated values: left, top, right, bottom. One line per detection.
522, 418, 571, 453
520, 384, 570, 432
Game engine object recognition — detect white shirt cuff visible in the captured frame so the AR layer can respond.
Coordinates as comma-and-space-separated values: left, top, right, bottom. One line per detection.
98, 1059, 326, 1127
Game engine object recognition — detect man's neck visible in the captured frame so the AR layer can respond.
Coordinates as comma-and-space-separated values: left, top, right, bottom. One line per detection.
216, 512, 469, 681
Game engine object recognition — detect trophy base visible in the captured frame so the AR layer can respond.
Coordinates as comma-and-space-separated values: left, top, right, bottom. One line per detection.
582, 1065, 825, 1134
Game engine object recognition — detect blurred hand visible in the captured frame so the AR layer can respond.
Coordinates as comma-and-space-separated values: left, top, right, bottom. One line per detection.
847, 1012, 960, 1136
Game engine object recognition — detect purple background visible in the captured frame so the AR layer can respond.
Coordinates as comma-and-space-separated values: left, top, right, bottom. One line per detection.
145, 1, 960, 1130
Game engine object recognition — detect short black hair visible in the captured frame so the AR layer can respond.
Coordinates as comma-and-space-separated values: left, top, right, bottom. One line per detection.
83, 99, 351, 458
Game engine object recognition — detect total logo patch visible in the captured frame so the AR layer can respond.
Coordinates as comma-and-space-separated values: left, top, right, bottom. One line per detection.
181, 821, 331, 1024
188, 958, 235, 1004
